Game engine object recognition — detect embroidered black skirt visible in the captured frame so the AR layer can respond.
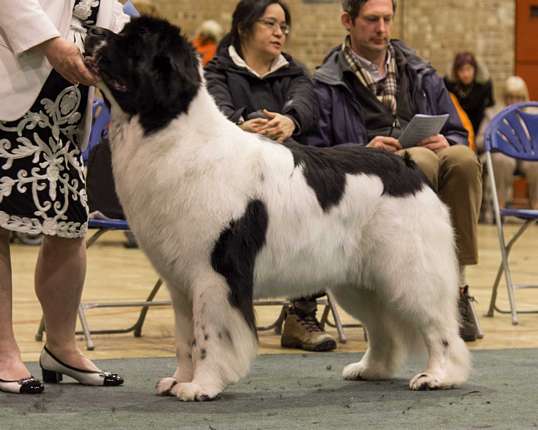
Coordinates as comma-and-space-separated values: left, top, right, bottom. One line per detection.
0, 71, 89, 238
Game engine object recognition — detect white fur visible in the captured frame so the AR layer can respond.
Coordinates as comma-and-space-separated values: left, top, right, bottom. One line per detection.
103, 81, 471, 401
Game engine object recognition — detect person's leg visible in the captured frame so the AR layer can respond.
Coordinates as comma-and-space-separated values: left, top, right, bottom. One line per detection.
0, 228, 31, 380
399, 147, 440, 191
520, 161, 538, 209
35, 235, 98, 371
282, 293, 336, 351
437, 145, 482, 266
491, 153, 516, 208
437, 145, 483, 341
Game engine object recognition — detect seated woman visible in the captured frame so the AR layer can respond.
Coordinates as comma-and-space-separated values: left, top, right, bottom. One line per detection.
476, 76, 538, 210
445, 52, 495, 135
204, 0, 335, 352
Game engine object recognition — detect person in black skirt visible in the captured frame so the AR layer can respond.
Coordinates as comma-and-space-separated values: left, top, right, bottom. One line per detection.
0, 0, 128, 395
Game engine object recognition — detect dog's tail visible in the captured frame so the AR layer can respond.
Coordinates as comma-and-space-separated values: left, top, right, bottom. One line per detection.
402, 150, 435, 190
402, 151, 417, 169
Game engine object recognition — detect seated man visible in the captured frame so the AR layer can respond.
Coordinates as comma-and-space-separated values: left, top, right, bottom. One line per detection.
307, 0, 483, 341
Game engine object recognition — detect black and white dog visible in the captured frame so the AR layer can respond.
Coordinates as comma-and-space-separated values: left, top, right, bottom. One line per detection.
84, 17, 470, 401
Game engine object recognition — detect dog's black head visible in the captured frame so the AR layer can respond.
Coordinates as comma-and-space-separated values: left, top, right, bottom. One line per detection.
84, 16, 201, 135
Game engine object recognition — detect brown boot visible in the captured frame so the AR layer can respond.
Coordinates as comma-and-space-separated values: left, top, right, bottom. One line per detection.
281, 307, 337, 351
458, 286, 484, 342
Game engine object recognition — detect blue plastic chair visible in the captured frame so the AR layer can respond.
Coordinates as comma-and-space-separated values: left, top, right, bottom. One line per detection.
84, 99, 110, 163
484, 101, 538, 325
122, 0, 141, 17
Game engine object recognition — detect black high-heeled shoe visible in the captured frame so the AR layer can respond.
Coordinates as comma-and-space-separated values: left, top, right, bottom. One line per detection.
0, 376, 44, 394
39, 346, 123, 386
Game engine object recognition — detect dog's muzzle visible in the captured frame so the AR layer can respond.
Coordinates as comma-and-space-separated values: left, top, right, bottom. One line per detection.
83, 26, 113, 72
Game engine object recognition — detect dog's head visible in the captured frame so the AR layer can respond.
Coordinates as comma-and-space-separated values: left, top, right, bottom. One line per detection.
84, 16, 201, 134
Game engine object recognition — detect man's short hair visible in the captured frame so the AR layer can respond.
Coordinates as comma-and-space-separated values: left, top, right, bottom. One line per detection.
341, 0, 397, 21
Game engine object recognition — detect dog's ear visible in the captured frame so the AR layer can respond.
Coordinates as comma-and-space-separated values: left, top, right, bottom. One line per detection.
153, 54, 175, 78
136, 44, 201, 134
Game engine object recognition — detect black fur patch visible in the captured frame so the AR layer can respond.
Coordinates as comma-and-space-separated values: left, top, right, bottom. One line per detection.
211, 200, 268, 335
283, 142, 426, 211
84, 16, 201, 135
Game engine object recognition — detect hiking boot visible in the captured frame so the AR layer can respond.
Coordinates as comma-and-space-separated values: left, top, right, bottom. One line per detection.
281, 307, 337, 351
458, 286, 484, 342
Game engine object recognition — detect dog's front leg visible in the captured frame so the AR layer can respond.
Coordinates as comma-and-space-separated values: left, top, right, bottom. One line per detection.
156, 287, 194, 396
170, 276, 257, 401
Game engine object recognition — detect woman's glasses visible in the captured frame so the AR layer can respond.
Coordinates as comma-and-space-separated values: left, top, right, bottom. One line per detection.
257, 18, 290, 35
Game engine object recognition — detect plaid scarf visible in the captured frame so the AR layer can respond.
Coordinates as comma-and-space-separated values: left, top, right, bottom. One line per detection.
343, 37, 398, 115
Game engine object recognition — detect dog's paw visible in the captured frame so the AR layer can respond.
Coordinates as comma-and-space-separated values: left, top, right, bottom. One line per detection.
342, 361, 389, 381
409, 372, 449, 390
170, 382, 221, 402
155, 377, 177, 396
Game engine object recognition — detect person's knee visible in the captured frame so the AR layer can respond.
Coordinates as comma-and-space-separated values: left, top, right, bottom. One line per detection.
491, 153, 516, 179
442, 145, 482, 185
402, 147, 439, 186
41, 235, 85, 255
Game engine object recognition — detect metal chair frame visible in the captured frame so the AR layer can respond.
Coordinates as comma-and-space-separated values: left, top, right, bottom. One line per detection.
483, 102, 538, 325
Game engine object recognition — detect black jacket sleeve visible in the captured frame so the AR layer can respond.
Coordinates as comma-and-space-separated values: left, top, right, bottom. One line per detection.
204, 58, 245, 123
281, 72, 320, 138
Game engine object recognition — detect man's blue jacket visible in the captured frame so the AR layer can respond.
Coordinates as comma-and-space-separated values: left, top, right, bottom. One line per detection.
306, 40, 469, 148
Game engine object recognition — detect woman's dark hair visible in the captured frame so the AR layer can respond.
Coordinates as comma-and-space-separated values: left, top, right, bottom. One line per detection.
229, 0, 291, 55
452, 52, 478, 82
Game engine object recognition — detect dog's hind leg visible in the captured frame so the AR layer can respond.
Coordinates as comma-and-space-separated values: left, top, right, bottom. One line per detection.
156, 286, 194, 396
331, 287, 404, 381
409, 312, 471, 390
170, 274, 257, 401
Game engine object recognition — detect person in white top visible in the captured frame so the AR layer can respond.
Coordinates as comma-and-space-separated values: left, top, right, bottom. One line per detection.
0, 0, 128, 394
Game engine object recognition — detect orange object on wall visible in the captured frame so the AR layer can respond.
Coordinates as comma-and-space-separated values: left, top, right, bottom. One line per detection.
516, 0, 538, 100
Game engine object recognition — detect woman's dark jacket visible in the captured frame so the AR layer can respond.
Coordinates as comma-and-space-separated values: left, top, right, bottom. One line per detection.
204, 49, 319, 143
444, 77, 494, 134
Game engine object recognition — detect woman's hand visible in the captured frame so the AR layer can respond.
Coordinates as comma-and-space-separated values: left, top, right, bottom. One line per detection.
39, 37, 97, 86
239, 118, 269, 133
259, 110, 295, 143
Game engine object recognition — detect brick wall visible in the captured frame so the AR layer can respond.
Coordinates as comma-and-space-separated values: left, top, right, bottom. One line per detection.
144, 0, 515, 97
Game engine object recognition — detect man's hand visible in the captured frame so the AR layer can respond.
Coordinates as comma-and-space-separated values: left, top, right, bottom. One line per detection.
367, 136, 401, 152
258, 109, 295, 143
417, 134, 450, 152
38, 37, 97, 86
239, 118, 269, 133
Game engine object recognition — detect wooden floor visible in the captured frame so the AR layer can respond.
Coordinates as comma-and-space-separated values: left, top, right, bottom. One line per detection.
11, 223, 538, 363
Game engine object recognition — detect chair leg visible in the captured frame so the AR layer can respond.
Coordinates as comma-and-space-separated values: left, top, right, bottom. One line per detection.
500, 247, 519, 325
326, 291, 347, 344
78, 304, 95, 351
133, 278, 164, 337
35, 315, 46, 342
319, 303, 330, 330
486, 262, 505, 317
273, 304, 288, 335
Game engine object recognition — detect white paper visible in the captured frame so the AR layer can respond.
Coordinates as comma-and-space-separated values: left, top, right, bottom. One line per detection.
398, 114, 450, 148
